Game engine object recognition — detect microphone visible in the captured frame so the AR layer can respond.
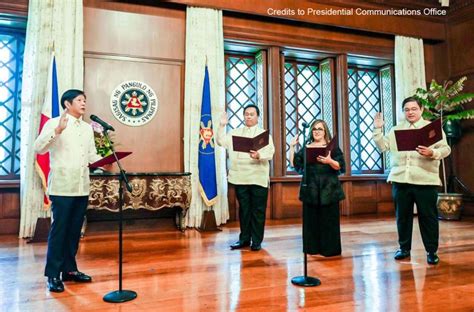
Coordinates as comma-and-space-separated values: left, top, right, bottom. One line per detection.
302, 122, 310, 128
90, 115, 115, 132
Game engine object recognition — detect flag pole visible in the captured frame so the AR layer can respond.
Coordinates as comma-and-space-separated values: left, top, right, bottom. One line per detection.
197, 64, 220, 232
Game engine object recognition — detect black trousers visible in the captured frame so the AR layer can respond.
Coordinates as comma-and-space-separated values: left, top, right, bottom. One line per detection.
234, 184, 268, 245
302, 201, 341, 256
44, 195, 89, 278
392, 183, 439, 253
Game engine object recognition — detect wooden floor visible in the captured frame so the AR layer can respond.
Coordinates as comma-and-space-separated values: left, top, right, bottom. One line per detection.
1, 215, 474, 312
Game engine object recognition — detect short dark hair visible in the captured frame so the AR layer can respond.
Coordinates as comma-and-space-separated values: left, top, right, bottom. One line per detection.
60, 89, 85, 109
402, 96, 421, 109
243, 104, 260, 116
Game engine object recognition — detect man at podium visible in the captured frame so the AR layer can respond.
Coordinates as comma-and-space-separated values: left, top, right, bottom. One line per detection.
217, 104, 275, 251
34, 89, 102, 292
372, 97, 451, 265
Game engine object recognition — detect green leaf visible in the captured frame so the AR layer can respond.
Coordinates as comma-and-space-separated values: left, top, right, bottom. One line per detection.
445, 109, 474, 120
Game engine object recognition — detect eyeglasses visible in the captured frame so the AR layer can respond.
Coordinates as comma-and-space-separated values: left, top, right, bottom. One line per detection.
312, 127, 324, 132
403, 107, 420, 113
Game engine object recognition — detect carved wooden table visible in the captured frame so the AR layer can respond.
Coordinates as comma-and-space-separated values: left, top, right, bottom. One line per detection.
88, 172, 191, 231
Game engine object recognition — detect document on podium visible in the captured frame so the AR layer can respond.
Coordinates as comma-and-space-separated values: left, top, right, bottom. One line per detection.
394, 119, 442, 151
305, 138, 337, 163
232, 130, 269, 153
89, 151, 132, 168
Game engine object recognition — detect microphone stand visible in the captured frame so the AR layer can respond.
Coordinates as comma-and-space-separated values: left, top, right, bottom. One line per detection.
291, 125, 321, 287
101, 129, 137, 303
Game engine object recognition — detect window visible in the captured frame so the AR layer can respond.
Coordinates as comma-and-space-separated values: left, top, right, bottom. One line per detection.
0, 28, 24, 179
348, 66, 394, 174
225, 52, 265, 130
284, 59, 334, 172
379, 66, 395, 170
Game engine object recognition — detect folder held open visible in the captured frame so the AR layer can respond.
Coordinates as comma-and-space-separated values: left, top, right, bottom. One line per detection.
232, 130, 269, 153
394, 119, 442, 151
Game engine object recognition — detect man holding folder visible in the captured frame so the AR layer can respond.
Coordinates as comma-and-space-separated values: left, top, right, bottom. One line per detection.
372, 97, 451, 265
217, 104, 275, 251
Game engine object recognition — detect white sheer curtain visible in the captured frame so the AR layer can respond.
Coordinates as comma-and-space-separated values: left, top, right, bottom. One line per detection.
394, 36, 427, 215
394, 36, 427, 122
183, 7, 229, 227
19, 0, 84, 238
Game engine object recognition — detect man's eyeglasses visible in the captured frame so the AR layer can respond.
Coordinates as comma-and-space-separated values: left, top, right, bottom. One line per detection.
403, 107, 420, 113
312, 127, 324, 132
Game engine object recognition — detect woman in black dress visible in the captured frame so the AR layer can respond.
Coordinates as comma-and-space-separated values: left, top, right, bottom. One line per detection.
289, 119, 345, 256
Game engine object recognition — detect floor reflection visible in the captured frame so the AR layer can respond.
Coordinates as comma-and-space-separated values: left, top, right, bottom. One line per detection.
0, 216, 473, 311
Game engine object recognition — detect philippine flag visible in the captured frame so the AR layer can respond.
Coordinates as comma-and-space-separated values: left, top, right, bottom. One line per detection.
35, 54, 61, 209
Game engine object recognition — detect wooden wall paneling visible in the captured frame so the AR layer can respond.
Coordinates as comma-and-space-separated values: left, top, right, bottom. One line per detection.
454, 102, 474, 216
376, 181, 394, 214
336, 54, 351, 176
167, 0, 446, 40
351, 181, 377, 201
446, 8, 474, 216
83, 7, 185, 60
340, 181, 352, 216
84, 56, 184, 172
350, 181, 378, 214
0, 0, 28, 16
1, 191, 20, 219
448, 19, 474, 78
424, 42, 450, 84
271, 182, 283, 219
223, 16, 394, 60
0, 192, 4, 219
83, 3, 186, 174
376, 181, 392, 202
280, 183, 302, 219
268, 46, 283, 177
0, 190, 20, 235
272, 182, 304, 220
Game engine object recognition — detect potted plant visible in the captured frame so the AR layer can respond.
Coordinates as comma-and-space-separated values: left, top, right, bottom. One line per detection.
415, 76, 474, 220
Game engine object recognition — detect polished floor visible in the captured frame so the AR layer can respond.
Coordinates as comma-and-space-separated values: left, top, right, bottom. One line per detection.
0, 215, 473, 311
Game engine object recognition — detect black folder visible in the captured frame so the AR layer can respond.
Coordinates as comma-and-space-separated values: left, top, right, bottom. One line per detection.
394, 119, 442, 151
232, 130, 269, 153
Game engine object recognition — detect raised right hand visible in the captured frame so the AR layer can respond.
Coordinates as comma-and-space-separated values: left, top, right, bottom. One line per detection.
290, 136, 299, 147
373, 112, 384, 129
220, 112, 228, 126
55, 109, 69, 135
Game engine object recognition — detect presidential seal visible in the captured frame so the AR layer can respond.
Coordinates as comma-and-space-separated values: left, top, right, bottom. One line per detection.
110, 81, 158, 126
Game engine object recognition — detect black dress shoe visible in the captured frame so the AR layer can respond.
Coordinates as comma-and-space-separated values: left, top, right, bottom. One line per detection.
230, 241, 250, 250
394, 249, 411, 260
47, 277, 64, 292
250, 244, 261, 251
427, 252, 439, 265
62, 271, 92, 283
